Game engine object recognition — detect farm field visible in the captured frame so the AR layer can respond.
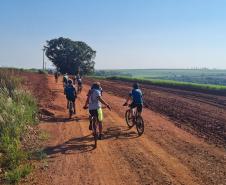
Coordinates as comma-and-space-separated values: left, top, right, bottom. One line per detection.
95, 69, 226, 86
17, 73, 225, 185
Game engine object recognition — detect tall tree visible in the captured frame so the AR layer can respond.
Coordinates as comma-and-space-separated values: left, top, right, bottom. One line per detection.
45, 37, 96, 75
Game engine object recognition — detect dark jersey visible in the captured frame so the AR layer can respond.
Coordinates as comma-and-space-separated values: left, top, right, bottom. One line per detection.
129, 89, 143, 104
65, 85, 76, 100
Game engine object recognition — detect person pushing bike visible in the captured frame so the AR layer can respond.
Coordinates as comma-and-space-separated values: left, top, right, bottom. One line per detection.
83, 82, 111, 140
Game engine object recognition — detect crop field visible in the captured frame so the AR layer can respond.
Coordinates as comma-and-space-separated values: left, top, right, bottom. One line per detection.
93, 69, 226, 95
95, 69, 226, 86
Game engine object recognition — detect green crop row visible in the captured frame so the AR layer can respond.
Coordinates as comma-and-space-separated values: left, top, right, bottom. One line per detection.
90, 75, 226, 95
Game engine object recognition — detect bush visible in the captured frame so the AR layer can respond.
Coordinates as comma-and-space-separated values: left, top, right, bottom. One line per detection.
5, 164, 32, 184
0, 68, 38, 183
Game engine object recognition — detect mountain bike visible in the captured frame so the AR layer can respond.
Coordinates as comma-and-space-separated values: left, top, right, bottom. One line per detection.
124, 105, 144, 136
77, 84, 82, 94
89, 114, 98, 147
68, 100, 74, 118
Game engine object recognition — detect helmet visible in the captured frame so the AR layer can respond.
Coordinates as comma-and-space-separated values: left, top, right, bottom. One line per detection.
91, 82, 100, 90
68, 79, 72, 84
133, 83, 139, 89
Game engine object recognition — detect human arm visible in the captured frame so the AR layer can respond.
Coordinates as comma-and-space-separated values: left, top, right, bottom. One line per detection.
98, 96, 111, 110
123, 91, 132, 106
83, 90, 91, 109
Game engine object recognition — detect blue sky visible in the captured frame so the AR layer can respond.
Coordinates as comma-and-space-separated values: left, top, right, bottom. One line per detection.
0, 0, 226, 69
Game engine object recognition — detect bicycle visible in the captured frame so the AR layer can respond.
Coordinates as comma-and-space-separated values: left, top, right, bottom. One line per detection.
124, 104, 144, 136
89, 114, 98, 147
68, 100, 75, 119
77, 84, 82, 94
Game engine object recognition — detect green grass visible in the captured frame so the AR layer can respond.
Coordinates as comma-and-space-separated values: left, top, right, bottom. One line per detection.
32, 149, 47, 160
0, 68, 38, 184
5, 164, 33, 184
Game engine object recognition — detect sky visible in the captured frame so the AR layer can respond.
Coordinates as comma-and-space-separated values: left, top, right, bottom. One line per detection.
0, 0, 226, 69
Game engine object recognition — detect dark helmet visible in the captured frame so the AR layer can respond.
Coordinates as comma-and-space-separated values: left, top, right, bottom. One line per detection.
133, 83, 139, 89
68, 79, 73, 84
91, 82, 101, 90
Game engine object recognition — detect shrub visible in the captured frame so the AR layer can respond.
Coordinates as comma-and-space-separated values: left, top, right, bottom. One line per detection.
0, 68, 38, 183
5, 164, 32, 184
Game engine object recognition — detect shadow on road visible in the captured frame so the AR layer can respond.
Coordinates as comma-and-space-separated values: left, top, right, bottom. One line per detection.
44, 134, 96, 155
43, 126, 139, 156
103, 126, 139, 140
41, 115, 89, 123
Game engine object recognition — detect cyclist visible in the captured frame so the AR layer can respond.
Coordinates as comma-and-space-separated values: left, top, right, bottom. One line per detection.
54, 71, 59, 83
123, 83, 143, 117
63, 73, 69, 86
64, 79, 77, 114
77, 75, 83, 93
63, 73, 69, 93
83, 82, 111, 140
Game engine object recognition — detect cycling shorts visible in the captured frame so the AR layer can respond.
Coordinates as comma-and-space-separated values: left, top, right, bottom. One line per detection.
89, 108, 103, 122
130, 102, 143, 113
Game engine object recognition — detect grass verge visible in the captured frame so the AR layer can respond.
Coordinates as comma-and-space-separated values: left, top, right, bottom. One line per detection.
0, 68, 39, 184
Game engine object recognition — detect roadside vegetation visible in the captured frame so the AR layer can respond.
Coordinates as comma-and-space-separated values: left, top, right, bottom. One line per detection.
0, 68, 38, 184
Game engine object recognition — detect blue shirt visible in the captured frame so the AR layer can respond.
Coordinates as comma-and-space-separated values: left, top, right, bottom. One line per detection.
130, 89, 143, 104
65, 85, 76, 99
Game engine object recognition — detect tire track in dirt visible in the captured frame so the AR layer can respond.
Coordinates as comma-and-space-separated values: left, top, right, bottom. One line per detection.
29, 75, 226, 185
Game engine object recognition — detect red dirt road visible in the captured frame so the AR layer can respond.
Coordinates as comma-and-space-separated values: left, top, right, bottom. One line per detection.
29, 75, 226, 185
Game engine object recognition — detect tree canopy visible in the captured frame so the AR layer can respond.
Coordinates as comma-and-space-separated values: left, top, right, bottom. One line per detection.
45, 37, 96, 75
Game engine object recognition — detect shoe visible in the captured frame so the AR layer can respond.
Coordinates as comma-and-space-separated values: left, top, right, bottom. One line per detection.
98, 134, 103, 140
89, 123, 92, 130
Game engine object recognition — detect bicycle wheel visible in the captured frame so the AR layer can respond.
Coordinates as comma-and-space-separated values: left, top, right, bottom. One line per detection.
69, 102, 73, 118
92, 118, 97, 147
136, 116, 144, 136
125, 110, 134, 128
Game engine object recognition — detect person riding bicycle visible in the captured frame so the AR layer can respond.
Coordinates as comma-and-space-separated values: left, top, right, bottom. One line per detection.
64, 79, 77, 114
123, 83, 143, 117
63, 73, 69, 93
83, 82, 111, 140
63, 73, 69, 85
54, 71, 59, 83
77, 75, 83, 93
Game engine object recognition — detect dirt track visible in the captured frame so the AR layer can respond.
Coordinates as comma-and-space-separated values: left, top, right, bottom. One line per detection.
28, 75, 226, 185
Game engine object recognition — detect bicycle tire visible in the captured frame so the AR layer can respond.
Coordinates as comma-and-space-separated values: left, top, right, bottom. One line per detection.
69, 101, 73, 118
125, 110, 135, 128
136, 116, 144, 136
92, 117, 97, 147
